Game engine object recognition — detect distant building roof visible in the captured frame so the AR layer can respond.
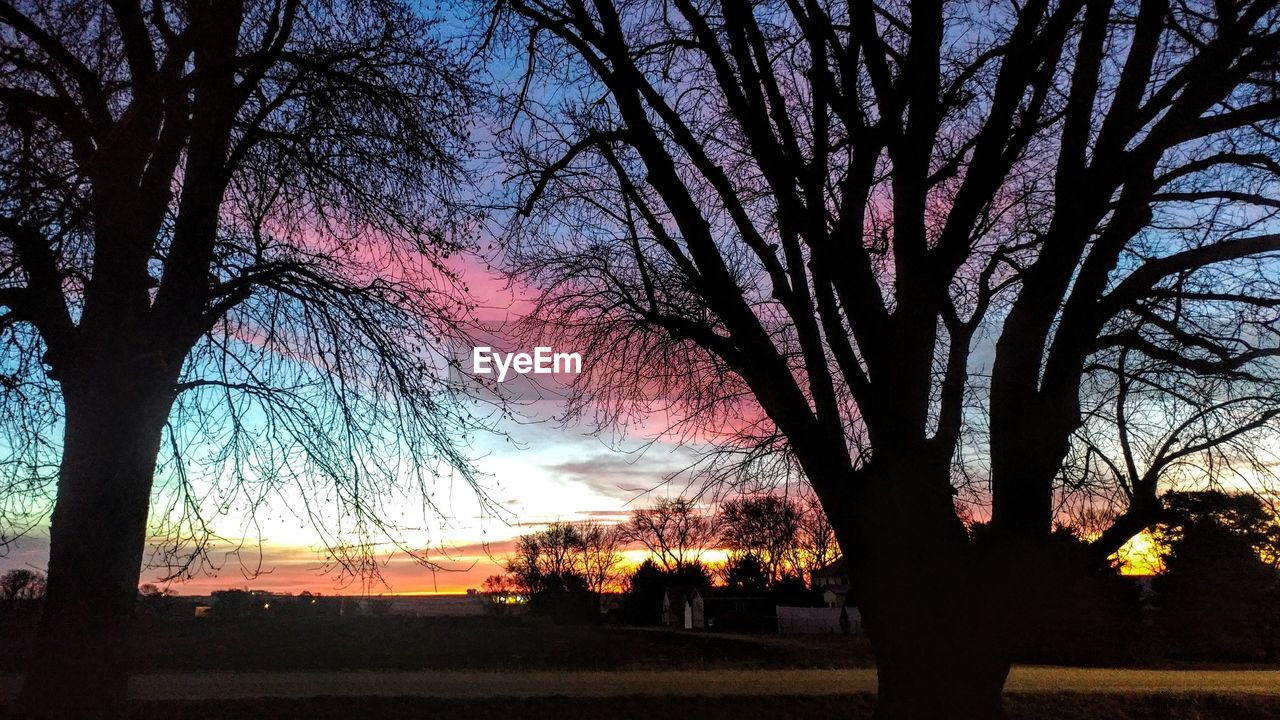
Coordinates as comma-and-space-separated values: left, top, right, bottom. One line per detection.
663, 587, 703, 605
810, 557, 846, 578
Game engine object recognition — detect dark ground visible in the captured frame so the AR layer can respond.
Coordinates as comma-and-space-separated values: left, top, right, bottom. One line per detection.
4, 616, 1279, 719
90, 695, 1280, 720
0, 615, 877, 673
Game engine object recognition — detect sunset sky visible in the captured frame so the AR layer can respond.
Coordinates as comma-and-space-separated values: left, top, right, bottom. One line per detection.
0, 250, 1172, 593
0, 34, 1194, 595
0, 254, 721, 596
0, 353, 1163, 598
0, 328, 1183, 593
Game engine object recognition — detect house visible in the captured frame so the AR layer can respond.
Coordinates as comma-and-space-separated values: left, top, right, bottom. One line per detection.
811, 557, 852, 608
661, 587, 705, 629
810, 557, 849, 589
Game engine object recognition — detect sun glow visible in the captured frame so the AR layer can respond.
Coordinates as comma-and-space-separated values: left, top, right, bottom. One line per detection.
1111, 530, 1163, 576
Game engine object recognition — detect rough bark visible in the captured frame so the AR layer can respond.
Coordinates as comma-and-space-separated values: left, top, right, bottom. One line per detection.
16, 358, 178, 719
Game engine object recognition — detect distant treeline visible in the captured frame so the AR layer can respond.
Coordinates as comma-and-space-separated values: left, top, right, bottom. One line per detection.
483, 490, 1280, 663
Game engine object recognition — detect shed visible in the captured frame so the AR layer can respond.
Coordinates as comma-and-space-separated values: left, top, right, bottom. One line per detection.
661, 587, 705, 629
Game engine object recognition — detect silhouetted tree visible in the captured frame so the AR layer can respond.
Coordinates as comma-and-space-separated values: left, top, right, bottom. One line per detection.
621, 558, 666, 625
480, 573, 520, 614
0, 1, 479, 715
492, 0, 1280, 713
795, 490, 839, 586
721, 552, 768, 592
1061, 348, 1280, 557
617, 497, 719, 573
718, 494, 801, 585
208, 589, 258, 619
506, 522, 591, 595
0, 568, 44, 603
503, 521, 624, 617
1153, 491, 1280, 660
135, 583, 175, 616
578, 521, 626, 594
0, 568, 45, 623
621, 557, 711, 625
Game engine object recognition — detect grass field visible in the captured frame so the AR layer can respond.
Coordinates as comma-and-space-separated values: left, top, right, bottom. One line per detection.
3, 666, 1279, 700
4, 694, 1280, 720
0, 615, 878, 673
4, 616, 1280, 718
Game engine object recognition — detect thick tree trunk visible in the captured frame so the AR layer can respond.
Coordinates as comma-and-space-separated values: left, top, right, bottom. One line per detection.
873, 647, 1009, 719
860, 575, 1014, 720
17, 364, 176, 719
829, 455, 1029, 720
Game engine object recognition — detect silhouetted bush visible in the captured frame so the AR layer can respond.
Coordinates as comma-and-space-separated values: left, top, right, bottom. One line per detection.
1153, 492, 1280, 662
622, 560, 711, 626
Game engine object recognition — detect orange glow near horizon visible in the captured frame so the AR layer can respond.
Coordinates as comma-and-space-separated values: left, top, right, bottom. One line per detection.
133, 523, 1171, 596
1111, 530, 1163, 577
155, 530, 1168, 597
134, 543, 740, 597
